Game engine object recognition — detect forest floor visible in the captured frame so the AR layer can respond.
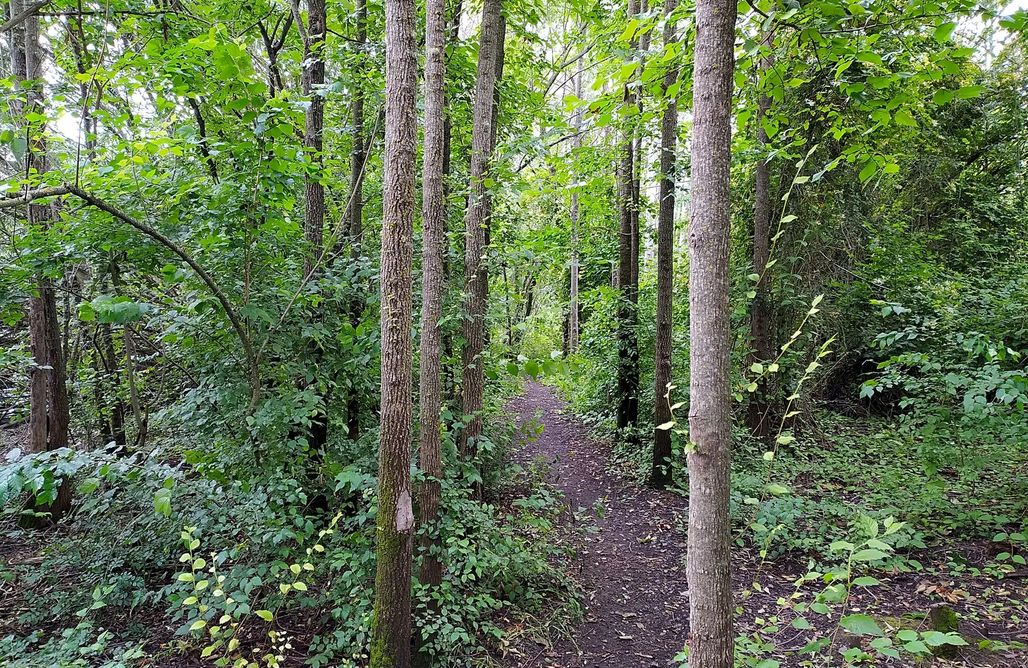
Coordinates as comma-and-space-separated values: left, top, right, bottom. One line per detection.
501, 381, 1028, 668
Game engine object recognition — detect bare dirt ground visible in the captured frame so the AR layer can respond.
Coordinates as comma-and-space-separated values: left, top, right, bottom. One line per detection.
501, 381, 1028, 668
506, 381, 691, 667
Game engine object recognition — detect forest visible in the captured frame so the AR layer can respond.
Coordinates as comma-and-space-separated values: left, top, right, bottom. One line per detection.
0, 0, 1026, 665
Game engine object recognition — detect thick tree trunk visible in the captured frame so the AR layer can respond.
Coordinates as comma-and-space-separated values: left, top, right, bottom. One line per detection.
347, 0, 369, 441
615, 0, 640, 435
417, 0, 447, 603
12, 0, 72, 522
459, 0, 503, 471
686, 0, 738, 662
369, 0, 417, 658
650, 0, 679, 490
746, 42, 774, 442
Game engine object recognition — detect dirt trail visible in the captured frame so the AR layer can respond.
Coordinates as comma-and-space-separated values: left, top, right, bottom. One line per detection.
508, 381, 690, 667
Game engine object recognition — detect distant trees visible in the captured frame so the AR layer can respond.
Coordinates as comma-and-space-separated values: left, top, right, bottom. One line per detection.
685, 0, 738, 663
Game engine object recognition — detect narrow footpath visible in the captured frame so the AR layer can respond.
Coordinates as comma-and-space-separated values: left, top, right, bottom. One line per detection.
507, 381, 691, 667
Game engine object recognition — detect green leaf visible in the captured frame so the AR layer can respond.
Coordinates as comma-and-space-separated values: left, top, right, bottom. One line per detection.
154, 489, 172, 517
840, 614, 884, 636
894, 109, 917, 127
851, 548, 889, 562
933, 89, 955, 105
933, 21, 957, 44
766, 483, 790, 496
956, 85, 984, 99
255, 609, 274, 622
858, 160, 877, 183
922, 631, 967, 647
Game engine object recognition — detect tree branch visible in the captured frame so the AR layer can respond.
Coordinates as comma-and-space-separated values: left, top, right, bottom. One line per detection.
0, 184, 261, 409
1, 0, 50, 34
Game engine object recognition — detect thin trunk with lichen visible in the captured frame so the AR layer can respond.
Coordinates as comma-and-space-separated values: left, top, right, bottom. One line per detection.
417, 0, 447, 603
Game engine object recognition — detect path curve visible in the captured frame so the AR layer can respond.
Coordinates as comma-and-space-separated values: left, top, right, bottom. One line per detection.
508, 381, 690, 667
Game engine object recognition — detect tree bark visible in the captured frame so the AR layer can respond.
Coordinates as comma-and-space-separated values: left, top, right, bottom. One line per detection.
460, 0, 503, 472
615, 0, 640, 435
567, 65, 583, 354
346, 0, 369, 441
369, 0, 417, 658
686, 0, 737, 661
746, 40, 774, 442
650, 0, 678, 490
11, 0, 72, 522
417, 0, 447, 603
300, 0, 326, 279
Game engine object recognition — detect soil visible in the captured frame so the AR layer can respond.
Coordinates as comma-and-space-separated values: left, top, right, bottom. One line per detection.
506, 381, 691, 667
501, 381, 1028, 668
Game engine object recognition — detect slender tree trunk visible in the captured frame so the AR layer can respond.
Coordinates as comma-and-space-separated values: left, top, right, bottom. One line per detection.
440, 0, 463, 405
297, 0, 329, 453
12, 0, 72, 522
746, 41, 774, 442
96, 321, 127, 448
650, 0, 678, 489
417, 0, 447, 604
615, 0, 640, 435
369, 0, 417, 659
630, 0, 649, 301
301, 0, 327, 279
347, 0, 369, 441
567, 66, 583, 354
110, 263, 147, 448
686, 0, 738, 662
459, 0, 503, 473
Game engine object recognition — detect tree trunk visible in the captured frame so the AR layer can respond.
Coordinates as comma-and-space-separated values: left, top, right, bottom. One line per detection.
630, 0, 649, 302
567, 65, 583, 354
746, 40, 774, 442
417, 0, 447, 606
615, 0, 640, 435
440, 0, 463, 406
369, 0, 417, 659
300, 0, 327, 279
686, 0, 737, 662
650, 0, 678, 490
298, 0, 330, 453
347, 0, 369, 441
459, 0, 503, 473
12, 0, 72, 522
